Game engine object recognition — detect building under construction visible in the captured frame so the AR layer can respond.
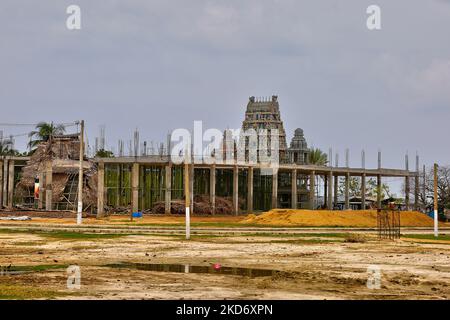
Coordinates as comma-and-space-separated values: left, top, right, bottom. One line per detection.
0, 96, 421, 216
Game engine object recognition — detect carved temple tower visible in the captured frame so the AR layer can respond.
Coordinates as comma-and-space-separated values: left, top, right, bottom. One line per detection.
241, 95, 288, 162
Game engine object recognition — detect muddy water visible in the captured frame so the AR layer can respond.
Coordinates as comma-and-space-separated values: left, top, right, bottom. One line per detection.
104, 262, 290, 278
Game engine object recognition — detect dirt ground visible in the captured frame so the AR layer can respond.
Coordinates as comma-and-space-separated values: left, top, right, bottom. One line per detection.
1, 228, 450, 300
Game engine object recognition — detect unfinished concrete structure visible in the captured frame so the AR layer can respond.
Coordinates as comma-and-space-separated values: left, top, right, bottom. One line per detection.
94, 156, 420, 216
1, 96, 421, 216
0, 134, 95, 211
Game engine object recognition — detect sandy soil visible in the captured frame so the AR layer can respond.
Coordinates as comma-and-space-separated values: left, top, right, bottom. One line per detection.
1, 230, 449, 300
243, 209, 441, 227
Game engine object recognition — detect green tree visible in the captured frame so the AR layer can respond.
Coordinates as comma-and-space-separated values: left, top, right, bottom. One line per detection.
308, 148, 328, 166
95, 149, 115, 158
337, 177, 392, 199
28, 122, 65, 149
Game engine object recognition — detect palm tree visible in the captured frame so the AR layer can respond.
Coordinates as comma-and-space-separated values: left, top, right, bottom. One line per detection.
28, 122, 65, 149
308, 148, 328, 166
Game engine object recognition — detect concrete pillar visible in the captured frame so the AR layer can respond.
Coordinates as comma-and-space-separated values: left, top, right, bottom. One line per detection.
233, 165, 239, 215
7, 160, 14, 208
324, 175, 328, 206
309, 171, 315, 210
210, 165, 216, 215
38, 169, 45, 210
345, 172, 350, 210
45, 160, 53, 211
405, 175, 410, 211
327, 171, 333, 210
165, 165, 172, 215
0, 159, 3, 208
3, 159, 8, 208
247, 167, 253, 213
414, 174, 420, 211
189, 163, 194, 214
333, 175, 338, 206
361, 173, 366, 210
377, 174, 382, 209
291, 169, 297, 209
405, 154, 410, 211
97, 162, 105, 218
272, 169, 278, 209
131, 163, 139, 213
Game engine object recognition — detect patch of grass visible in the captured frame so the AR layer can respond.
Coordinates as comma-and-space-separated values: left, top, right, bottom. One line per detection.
403, 234, 450, 241
117, 221, 362, 228
14, 241, 42, 246
6, 264, 68, 272
240, 232, 350, 238
0, 229, 29, 234
40, 232, 129, 240
0, 284, 72, 300
0, 228, 133, 240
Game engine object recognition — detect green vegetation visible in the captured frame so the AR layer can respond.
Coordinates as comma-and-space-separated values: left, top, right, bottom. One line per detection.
0, 229, 131, 240
95, 149, 115, 158
308, 148, 328, 166
6, 264, 68, 272
0, 284, 68, 300
28, 122, 66, 149
41, 232, 127, 240
402, 234, 450, 241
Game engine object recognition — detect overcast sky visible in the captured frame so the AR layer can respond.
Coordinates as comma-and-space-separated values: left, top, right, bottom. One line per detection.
1, 0, 450, 180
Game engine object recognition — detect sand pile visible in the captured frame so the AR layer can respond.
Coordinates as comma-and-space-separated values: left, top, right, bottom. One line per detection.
242, 209, 435, 227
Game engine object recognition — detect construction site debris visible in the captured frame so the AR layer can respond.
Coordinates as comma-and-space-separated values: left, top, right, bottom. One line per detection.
0, 216, 31, 221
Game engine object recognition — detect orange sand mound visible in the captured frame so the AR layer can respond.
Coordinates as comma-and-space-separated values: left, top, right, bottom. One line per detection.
242, 209, 435, 227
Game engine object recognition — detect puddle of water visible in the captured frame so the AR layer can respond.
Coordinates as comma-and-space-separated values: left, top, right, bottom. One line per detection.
104, 263, 289, 278
0, 269, 29, 276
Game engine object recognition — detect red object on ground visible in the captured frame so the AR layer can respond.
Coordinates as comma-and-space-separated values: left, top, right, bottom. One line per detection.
213, 263, 221, 270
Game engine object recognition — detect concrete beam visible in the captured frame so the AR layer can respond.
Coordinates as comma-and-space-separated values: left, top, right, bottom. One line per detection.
97, 162, 105, 218
309, 171, 315, 210
233, 165, 239, 215
247, 167, 253, 213
45, 161, 53, 211
131, 163, 139, 213
272, 169, 278, 209
291, 169, 297, 209
165, 165, 172, 215
210, 165, 216, 215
